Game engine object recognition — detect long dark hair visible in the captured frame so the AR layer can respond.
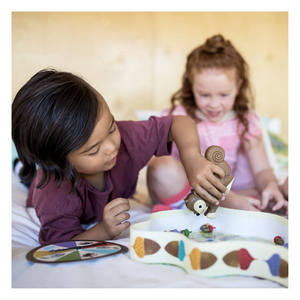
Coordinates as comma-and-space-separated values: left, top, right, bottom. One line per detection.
12, 69, 100, 192
170, 34, 254, 140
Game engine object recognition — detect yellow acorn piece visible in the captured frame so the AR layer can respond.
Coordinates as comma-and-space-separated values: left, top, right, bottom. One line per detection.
132, 237, 145, 258
189, 248, 201, 270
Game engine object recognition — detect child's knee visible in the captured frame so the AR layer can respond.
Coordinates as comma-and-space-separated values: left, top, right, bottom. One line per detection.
147, 156, 181, 182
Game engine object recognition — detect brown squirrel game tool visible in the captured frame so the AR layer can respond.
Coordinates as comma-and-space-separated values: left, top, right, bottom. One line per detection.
184, 145, 234, 219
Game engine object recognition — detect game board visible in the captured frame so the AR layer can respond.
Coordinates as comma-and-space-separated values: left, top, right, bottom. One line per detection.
130, 207, 288, 287
26, 240, 128, 264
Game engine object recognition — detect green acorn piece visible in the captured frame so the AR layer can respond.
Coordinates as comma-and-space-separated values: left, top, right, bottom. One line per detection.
180, 229, 192, 237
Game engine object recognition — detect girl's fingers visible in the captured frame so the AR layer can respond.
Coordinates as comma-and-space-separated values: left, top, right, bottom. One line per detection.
272, 199, 288, 212
200, 173, 229, 199
207, 174, 229, 195
203, 181, 224, 199
247, 197, 262, 208
193, 186, 220, 205
117, 220, 131, 231
105, 197, 130, 213
110, 220, 131, 238
261, 189, 287, 212
260, 190, 271, 209
106, 197, 129, 210
108, 213, 131, 235
115, 212, 130, 225
211, 164, 225, 179
110, 202, 130, 217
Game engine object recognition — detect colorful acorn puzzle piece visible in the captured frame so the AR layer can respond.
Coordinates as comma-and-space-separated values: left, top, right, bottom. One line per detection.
132, 237, 160, 258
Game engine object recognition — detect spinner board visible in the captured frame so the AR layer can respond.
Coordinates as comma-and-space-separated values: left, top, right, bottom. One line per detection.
26, 240, 128, 264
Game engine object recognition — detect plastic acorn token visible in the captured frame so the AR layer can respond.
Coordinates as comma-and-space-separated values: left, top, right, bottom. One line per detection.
200, 223, 216, 233
170, 229, 192, 237
208, 225, 215, 232
181, 229, 192, 237
274, 236, 284, 245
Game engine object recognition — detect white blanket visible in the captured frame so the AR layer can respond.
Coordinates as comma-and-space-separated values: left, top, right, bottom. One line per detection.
11, 173, 284, 288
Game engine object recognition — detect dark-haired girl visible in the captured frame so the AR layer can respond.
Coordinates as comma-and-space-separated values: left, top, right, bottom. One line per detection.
12, 69, 228, 244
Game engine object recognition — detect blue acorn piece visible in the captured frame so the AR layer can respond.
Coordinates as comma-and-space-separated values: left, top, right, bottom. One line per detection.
165, 240, 186, 261
178, 240, 186, 261
265, 254, 281, 276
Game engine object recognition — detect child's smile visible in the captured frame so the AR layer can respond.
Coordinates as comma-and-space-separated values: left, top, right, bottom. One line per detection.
206, 110, 221, 119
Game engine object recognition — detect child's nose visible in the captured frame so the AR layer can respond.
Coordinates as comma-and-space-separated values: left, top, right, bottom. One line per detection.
209, 97, 219, 107
105, 141, 117, 155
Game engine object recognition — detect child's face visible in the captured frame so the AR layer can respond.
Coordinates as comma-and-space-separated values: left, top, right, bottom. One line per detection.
68, 93, 121, 176
192, 68, 242, 122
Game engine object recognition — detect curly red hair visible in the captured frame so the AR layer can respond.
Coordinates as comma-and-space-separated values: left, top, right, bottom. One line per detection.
169, 34, 255, 140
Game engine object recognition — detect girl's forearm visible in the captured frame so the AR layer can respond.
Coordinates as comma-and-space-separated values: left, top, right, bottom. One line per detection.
71, 222, 113, 241
255, 168, 278, 192
219, 191, 242, 209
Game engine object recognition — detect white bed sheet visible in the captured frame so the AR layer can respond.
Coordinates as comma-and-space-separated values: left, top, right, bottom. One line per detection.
11, 173, 284, 288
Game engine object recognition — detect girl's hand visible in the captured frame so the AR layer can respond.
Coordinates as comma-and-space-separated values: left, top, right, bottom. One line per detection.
102, 198, 131, 239
239, 196, 262, 212
219, 192, 262, 212
183, 152, 228, 206
279, 177, 288, 200
260, 182, 288, 214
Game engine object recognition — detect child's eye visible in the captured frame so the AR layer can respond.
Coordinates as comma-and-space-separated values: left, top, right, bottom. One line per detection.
201, 94, 209, 97
221, 94, 228, 97
88, 148, 99, 156
109, 125, 116, 134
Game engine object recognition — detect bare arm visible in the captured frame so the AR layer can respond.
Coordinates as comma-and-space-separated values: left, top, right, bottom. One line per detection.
243, 136, 287, 212
219, 190, 262, 211
71, 222, 116, 241
243, 137, 276, 190
168, 115, 228, 205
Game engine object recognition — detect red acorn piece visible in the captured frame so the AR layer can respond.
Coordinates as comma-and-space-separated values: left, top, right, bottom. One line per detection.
274, 236, 284, 245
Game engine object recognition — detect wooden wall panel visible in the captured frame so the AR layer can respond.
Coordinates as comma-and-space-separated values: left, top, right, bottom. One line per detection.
12, 12, 288, 138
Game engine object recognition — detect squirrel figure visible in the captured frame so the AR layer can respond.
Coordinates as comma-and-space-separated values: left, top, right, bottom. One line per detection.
184, 145, 234, 219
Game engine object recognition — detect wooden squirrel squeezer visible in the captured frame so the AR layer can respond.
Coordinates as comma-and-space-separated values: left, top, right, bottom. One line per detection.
184, 145, 234, 219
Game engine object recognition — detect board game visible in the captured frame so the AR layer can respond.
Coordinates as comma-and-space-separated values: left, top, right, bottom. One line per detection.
130, 207, 288, 287
26, 240, 128, 263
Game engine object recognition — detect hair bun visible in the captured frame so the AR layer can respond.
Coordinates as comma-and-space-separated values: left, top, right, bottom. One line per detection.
203, 34, 226, 54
